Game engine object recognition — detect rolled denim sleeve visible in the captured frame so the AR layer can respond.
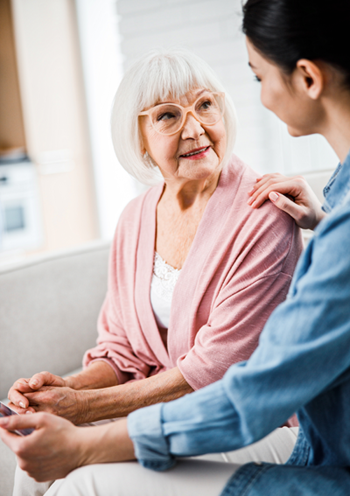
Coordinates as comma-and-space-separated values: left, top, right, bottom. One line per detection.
128, 403, 176, 471
128, 381, 242, 470
129, 201, 350, 470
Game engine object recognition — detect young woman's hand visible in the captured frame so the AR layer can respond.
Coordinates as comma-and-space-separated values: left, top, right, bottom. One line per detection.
8, 372, 67, 413
0, 412, 88, 482
248, 173, 326, 230
0, 412, 135, 482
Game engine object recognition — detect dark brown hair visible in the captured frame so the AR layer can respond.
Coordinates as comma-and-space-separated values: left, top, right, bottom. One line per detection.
242, 0, 350, 88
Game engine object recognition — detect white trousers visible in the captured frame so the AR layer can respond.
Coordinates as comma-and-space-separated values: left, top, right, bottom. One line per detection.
13, 427, 298, 496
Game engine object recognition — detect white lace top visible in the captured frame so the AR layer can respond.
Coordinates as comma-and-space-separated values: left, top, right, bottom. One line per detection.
150, 252, 181, 329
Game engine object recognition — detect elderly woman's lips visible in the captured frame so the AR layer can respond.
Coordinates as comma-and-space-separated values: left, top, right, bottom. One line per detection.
180, 146, 210, 159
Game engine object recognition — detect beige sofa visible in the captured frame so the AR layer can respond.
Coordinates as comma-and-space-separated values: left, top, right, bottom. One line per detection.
0, 241, 110, 496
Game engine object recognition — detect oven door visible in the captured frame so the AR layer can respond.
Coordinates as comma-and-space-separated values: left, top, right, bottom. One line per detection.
0, 191, 43, 251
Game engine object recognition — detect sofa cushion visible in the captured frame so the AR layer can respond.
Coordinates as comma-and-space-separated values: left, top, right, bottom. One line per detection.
0, 240, 109, 400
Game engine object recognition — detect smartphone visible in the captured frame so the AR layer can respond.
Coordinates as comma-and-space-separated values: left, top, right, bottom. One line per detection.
0, 401, 34, 436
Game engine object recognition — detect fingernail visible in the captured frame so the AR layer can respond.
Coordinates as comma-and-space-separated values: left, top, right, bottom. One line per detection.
247, 197, 254, 205
0, 418, 8, 426
26, 410, 33, 414
31, 380, 38, 386
269, 192, 279, 202
19, 402, 26, 409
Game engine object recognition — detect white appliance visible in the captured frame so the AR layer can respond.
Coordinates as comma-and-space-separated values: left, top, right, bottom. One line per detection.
0, 159, 43, 252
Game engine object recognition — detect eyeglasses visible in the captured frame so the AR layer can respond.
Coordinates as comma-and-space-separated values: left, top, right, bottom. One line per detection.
138, 91, 225, 136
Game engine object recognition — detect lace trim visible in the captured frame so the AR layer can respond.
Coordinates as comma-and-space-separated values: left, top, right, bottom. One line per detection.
151, 252, 181, 303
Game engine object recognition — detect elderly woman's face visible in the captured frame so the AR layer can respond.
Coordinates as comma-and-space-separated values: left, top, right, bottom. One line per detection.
139, 88, 227, 182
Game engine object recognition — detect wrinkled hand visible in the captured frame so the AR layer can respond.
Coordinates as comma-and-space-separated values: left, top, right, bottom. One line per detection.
23, 386, 87, 425
8, 371, 67, 413
248, 173, 326, 230
0, 412, 86, 482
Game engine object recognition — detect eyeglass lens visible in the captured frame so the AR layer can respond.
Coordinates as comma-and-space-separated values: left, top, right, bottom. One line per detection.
151, 93, 224, 135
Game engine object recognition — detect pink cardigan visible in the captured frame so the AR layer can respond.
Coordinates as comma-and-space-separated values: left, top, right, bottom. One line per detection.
84, 155, 303, 391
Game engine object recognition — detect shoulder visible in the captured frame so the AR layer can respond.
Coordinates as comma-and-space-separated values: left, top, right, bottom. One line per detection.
109, 183, 163, 252
223, 154, 297, 231
117, 183, 163, 228
223, 153, 259, 188
222, 154, 303, 267
315, 192, 350, 244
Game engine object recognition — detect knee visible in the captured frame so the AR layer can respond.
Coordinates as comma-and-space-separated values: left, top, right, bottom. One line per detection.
48, 467, 92, 496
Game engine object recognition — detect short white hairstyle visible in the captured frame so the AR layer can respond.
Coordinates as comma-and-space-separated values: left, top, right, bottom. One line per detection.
111, 48, 237, 185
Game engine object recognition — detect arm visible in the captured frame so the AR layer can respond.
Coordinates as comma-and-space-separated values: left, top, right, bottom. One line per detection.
9, 256, 192, 422
65, 360, 118, 390
16, 366, 192, 424
247, 173, 326, 229
0, 413, 135, 482
12, 197, 300, 419
177, 205, 302, 390
128, 204, 350, 469
7, 360, 118, 413
3, 205, 348, 478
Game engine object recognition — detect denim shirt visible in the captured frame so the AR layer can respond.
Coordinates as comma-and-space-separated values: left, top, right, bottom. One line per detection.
128, 150, 350, 471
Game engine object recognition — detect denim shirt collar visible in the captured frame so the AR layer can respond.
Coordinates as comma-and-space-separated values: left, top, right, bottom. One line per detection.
322, 149, 350, 213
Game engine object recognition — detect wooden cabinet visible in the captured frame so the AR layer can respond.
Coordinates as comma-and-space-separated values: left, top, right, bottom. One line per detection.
0, 0, 98, 255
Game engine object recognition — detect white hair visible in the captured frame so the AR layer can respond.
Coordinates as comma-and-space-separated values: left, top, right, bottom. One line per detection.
111, 48, 237, 185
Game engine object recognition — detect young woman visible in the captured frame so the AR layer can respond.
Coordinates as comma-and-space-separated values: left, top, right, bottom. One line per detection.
1, 0, 350, 495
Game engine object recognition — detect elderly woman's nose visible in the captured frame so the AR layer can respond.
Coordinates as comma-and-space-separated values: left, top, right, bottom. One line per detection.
181, 113, 204, 139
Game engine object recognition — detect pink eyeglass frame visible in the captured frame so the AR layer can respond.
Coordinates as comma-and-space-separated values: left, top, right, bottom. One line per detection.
138, 91, 225, 136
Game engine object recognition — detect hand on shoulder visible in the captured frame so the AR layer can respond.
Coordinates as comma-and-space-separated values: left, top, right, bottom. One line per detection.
247, 173, 327, 230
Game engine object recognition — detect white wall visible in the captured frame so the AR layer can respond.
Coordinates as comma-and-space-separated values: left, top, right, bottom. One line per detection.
75, 0, 137, 240
117, 0, 338, 177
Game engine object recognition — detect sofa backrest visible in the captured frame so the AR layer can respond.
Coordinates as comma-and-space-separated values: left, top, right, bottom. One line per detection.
0, 241, 110, 400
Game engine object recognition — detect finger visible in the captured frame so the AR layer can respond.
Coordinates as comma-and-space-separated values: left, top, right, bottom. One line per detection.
8, 383, 32, 409
248, 179, 289, 204
23, 392, 44, 406
250, 177, 294, 199
0, 413, 46, 454
268, 192, 306, 222
8, 378, 39, 409
24, 389, 57, 408
0, 415, 38, 451
0, 423, 26, 452
6, 402, 35, 415
248, 174, 283, 195
29, 372, 65, 390
248, 180, 297, 208
0, 411, 43, 432
10, 379, 32, 392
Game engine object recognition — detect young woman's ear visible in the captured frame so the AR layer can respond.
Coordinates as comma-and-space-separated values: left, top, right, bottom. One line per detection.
295, 59, 324, 100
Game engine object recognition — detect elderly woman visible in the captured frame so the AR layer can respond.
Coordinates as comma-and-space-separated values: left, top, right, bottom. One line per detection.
8, 49, 302, 494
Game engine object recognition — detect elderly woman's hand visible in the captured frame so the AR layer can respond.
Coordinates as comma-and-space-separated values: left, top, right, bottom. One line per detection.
0, 412, 135, 482
8, 362, 120, 421
19, 385, 88, 424
247, 173, 326, 230
8, 372, 68, 413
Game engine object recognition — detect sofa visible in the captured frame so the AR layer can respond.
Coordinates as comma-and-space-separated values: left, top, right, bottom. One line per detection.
0, 240, 110, 496
0, 167, 334, 496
